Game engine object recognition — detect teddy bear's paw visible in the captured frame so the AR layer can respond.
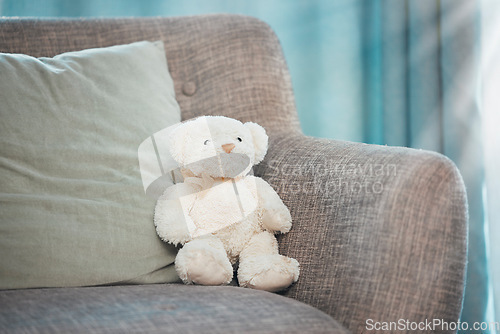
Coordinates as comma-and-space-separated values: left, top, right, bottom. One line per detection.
175, 243, 233, 286
186, 252, 233, 286
262, 209, 292, 234
155, 223, 192, 246
154, 199, 192, 246
238, 255, 299, 292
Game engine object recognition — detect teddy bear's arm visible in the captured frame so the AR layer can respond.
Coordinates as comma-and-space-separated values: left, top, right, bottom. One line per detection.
252, 177, 292, 234
154, 183, 199, 246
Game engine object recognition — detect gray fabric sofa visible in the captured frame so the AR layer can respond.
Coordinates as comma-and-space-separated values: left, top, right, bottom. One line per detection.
0, 15, 468, 333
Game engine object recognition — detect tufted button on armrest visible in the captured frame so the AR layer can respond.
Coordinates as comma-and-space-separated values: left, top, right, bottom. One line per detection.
182, 81, 197, 96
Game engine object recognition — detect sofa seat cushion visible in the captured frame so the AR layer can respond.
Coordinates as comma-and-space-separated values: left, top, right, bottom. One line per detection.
0, 284, 349, 333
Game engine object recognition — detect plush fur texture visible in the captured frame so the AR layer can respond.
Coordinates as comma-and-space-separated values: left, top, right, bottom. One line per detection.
154, 116, 299, 292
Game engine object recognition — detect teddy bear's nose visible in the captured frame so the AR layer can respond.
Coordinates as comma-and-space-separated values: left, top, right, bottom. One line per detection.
222, 143, 235, 153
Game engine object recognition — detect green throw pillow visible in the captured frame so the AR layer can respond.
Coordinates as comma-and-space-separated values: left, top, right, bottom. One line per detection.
0, 41, 181, 289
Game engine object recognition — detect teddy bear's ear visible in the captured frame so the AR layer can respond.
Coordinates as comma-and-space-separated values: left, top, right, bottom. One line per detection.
245, 122, 268, 164
168, 124, 187, 165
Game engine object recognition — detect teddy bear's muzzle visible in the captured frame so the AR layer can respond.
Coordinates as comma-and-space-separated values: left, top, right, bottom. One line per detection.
222, 143, 235, 153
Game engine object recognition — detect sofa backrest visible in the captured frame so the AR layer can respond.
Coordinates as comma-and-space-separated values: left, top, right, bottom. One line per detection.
0, 15, 301, 135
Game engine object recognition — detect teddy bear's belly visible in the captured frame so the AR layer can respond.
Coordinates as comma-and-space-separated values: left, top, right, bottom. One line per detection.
214, 214, 262, 263
188, 179, 258, 237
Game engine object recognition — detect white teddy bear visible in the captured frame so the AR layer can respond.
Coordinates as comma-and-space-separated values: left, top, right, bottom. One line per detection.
154, 116, 299, 292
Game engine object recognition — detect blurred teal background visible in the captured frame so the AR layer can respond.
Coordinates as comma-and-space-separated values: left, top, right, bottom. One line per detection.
1, 0, 498, 331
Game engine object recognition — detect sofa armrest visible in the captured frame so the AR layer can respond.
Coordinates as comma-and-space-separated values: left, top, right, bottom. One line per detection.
254, 134, 468, 334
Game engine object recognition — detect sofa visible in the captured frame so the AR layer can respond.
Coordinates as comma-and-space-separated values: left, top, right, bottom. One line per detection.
0, 15, 468, 333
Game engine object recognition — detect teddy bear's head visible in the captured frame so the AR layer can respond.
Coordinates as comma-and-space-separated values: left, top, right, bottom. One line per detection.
168, 116, 268, 178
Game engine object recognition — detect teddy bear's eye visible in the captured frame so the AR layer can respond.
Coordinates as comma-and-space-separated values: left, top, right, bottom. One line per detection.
237, 137, 242, 142
204, 139, 210, 145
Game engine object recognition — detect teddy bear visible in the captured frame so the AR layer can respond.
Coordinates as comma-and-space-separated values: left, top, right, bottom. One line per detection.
153, 116, 299, 292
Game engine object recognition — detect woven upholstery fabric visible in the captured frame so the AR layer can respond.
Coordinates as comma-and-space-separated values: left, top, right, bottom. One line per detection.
0, 284, 348, 334
254, 135, 468, 333
0, 15, 301, 136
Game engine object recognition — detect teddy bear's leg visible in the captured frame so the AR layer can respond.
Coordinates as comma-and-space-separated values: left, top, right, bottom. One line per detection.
238, 231, 299, 292
175, 236, 233, 286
